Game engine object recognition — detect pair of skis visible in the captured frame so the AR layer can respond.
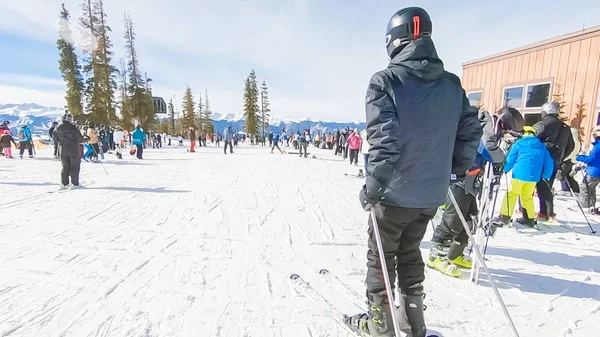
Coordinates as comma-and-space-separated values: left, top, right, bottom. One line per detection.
290, 269, 442, 337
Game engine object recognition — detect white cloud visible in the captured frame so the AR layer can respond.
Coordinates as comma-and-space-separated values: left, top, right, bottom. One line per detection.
0, 84, 65, 107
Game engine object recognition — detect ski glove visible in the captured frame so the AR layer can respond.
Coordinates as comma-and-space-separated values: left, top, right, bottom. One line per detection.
359, 178, 385, 211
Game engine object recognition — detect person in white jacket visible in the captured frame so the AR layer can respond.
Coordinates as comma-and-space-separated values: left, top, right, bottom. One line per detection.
113, 127, 124, 159
360, 129, 369, 174
559, 127, 582, 193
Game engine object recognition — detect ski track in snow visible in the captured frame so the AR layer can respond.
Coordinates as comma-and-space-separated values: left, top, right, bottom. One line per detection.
0, 144, 599, 336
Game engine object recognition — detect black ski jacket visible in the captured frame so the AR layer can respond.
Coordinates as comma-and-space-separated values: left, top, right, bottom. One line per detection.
53, 122, 84, 157
365, 37, 482, 208
533, 114, 573, 164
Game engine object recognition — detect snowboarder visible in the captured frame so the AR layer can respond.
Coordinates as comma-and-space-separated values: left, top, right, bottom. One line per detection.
224, 126, 234, 154
132, 125, 146, 159
53, 113, 84, 189
0, 129, 17, 158
494, 126, 554, 227
577, 125, 600, 213
532, 101, 574, 222
18, 125, 34, 158
347, 128, 361, 166
345, 7, 482, 337
428, 107, 523, 277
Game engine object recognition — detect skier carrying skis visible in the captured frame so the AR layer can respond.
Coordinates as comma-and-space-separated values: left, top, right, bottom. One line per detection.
428, 107, 524, 277
345, 7, 482, 337
49, 121, 59, 158
493, 126, 554, 228
53, 113, 84, 189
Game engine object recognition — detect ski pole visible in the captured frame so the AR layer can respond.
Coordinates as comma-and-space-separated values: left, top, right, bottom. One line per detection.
562, 176, 596, 234
369, 207, 404, 337
447, 190, 520, 337
554, 194, 580, 239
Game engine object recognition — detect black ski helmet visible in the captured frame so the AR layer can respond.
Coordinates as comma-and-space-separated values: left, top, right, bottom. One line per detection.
386, 7, 432, 58
496, 107, 525, 132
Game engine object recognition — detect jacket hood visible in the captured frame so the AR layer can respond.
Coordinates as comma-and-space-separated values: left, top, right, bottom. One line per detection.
519, 135, 545, 148
388, 37, 444, 81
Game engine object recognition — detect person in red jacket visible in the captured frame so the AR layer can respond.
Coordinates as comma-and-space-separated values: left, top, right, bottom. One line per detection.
347, 128, 361, 165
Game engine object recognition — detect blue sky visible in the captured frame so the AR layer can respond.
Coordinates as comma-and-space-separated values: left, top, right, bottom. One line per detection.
1, 0, 599, 121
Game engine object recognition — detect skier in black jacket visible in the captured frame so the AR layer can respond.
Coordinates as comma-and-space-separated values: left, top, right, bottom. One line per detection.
49, 121, 59, 158
345, 7, 482, 337
53, 113, 84, 189
533, 101, 574, 221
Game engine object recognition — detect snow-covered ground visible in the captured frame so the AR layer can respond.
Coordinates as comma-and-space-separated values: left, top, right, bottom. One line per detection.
0, 143, 599, 337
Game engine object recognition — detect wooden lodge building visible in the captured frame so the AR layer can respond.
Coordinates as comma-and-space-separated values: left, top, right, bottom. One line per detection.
461, 25, 600, 143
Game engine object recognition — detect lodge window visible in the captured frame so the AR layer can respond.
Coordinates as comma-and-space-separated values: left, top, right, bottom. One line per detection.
503, 86, 524, 109
467, 91, 482, 108
525, 83, 551, 108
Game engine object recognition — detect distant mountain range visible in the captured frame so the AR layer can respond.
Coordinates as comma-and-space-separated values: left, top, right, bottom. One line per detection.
0, 103, 365, 136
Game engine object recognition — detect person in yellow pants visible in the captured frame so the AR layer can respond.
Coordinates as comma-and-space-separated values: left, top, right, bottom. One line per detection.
494, 126, 554, 227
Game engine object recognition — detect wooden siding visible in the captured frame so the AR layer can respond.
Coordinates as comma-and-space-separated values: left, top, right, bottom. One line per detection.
462, 26, 600, 142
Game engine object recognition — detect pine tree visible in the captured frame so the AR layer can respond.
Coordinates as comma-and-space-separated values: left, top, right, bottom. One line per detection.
572, 95, 587, 141
553, 83, 568, 122
181, 86, 196, 129
168, 98, 175, 134
260, 80, 271, 136
80, 0, 117, 125
57, 4, 84, 117
122, 12, 153, 130
203, 88, 214, 134
243, 70, 260, 135
118, 58, 134, 130
196, 90, 204, 130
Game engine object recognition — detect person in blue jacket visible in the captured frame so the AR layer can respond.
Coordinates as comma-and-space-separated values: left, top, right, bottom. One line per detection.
18, 125, 34, 158
577, 125, 600, 213
495, 126, 554, 227
271, 133, 283, 153
132, 125, 146, 159
223, 125, 234, 154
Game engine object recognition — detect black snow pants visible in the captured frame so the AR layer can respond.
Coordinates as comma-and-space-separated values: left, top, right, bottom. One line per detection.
431, 183, 477, 258
537, 163, 559, 216
136, 144, 143, 159
349, 149, 359, 164
19, 141, 33, 156
366, 203, 436, 295
224, 140, 233, 154
61, 154, 81, 186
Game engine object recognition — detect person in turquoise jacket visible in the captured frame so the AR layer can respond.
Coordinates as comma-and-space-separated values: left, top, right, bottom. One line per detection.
495, 126, 554, 227
132, 126, 146, 159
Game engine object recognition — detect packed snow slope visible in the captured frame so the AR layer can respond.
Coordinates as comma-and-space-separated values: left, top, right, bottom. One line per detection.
0, 143, 599, 337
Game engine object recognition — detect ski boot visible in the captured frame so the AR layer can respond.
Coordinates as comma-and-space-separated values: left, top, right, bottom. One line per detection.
447, 241, 472, 269
515, 217, 537, 228
397, 284, 427, 337
60, 184, 69, 191
344, 290, 394, 337
427, 241, 461, 277
357, 169, 365, 178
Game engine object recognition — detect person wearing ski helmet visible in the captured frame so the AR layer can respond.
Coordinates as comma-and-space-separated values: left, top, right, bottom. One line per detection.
346, 7, 482, 337
429, 107, 524, 278
53, 113, 84, 189
532, 101, 575, 222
